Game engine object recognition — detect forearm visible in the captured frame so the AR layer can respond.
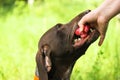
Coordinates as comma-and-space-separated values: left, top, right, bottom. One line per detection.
96, 0, 120, 21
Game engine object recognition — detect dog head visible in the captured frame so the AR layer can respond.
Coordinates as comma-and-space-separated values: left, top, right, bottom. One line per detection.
35, 10, 99, 80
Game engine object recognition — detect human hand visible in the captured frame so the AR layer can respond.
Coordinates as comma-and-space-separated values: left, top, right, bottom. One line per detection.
78, 10, 109, 46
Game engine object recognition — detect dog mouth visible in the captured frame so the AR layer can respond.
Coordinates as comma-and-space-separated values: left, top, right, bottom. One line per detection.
72, 24, 99, 48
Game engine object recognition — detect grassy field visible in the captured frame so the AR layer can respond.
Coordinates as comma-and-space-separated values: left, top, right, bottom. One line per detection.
0, 0, 120, 80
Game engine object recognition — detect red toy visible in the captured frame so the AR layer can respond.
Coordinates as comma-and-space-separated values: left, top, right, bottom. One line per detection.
75, 25, 90, 38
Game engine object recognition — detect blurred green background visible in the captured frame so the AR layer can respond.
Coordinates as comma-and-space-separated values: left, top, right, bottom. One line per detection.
0, 0, 120, 80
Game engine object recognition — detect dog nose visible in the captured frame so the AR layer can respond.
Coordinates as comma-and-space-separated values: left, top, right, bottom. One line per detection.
85, 10, 91, 14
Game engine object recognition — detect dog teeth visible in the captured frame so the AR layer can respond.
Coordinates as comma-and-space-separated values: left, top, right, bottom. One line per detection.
78, 38, 81, 41
74, 39, 78, 43
90, 28, 93, 32
74, 38, 81, 43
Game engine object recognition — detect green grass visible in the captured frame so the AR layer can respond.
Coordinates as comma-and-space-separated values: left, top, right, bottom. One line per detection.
0, 0, 120, 80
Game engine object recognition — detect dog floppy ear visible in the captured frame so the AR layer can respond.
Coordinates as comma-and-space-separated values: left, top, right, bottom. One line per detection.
36, 44, 52, 80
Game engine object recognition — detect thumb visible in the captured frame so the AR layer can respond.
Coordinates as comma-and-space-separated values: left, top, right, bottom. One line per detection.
78, 16, 88, 31
78, 23, 84, 32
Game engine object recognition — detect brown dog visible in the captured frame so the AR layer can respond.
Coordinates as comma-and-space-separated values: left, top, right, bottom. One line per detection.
34, 10, 99, 80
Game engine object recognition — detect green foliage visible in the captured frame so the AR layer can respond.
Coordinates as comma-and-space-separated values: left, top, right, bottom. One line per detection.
0, 0, 120, 80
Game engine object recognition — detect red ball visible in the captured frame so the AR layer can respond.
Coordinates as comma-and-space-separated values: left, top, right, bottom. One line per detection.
75, 25, 90, 38
84, 25, 90, 33
75, 27, 81, 36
